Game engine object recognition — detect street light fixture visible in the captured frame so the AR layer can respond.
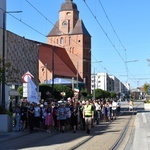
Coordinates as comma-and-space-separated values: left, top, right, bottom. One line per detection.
125, 60, 139, 63
52, 46, 55, 93
2, 10, 22, 109
91, 61, 103, 100
83, 59, 103, 99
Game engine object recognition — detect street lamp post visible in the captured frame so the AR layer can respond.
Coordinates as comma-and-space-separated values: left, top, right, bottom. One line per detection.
92, 61, 103, 100
93, 68, 96, 100
2, 10, 22, 109
52, 46, 54, 92
2, 11, 6, 108
83, 59, 102, 100
76, 61, 79, 89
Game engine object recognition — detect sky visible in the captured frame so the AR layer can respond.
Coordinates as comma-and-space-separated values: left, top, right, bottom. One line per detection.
5, 0, 150, 89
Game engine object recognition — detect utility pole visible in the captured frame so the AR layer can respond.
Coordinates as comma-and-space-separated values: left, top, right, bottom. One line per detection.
52, 46, 54, 92
2, 10, 22, 109
93, 68, 95, 100
45, 63, 47, 84
2, 11, 6, 109
76, 61, 79, 89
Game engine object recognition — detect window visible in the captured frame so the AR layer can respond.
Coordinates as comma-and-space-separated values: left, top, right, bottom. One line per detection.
60, 37, 64, 45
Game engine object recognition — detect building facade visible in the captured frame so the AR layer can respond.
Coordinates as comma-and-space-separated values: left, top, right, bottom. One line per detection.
47, 0, 91, 93
38, 43, 77, 84
0, 30, 39, 106
91, 72, 130, 96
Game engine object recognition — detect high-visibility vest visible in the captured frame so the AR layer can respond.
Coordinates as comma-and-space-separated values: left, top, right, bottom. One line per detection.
84, 105, 92, 116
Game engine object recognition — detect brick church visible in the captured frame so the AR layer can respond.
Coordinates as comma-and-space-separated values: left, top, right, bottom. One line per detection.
39, 0, 91, 93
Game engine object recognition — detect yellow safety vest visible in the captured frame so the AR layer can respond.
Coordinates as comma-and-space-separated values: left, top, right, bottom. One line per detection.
84, 105, 92, 116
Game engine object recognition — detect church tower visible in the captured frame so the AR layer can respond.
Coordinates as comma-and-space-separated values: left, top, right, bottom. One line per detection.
47, 0, 91, 93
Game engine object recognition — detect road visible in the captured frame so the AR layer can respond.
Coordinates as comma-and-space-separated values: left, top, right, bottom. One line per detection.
123, 100, 150, 150
0, 100, 149, 150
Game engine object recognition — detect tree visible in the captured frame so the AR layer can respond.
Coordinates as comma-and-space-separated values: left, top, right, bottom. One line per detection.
80, 88, 88, 98
143, 83, 150, 94
54, 85, 73, 100
95, 89, 105, 99
39, 84, 52, 100
18, 86, 23, 98
0, 58, 19, 84
110, 92, 116, 98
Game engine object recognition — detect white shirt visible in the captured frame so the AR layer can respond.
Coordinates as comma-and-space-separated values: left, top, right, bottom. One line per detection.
112, 101, 117, 110
95, 103, 101, 111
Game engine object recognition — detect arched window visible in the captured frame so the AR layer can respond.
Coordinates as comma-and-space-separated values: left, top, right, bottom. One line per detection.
60, 37, 64, 45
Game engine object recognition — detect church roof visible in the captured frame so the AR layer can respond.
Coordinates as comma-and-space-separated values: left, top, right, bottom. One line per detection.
71, 19, 91, 36
47, 19, 91, 37
60, 0, 78, 12
47, 21, 61, 36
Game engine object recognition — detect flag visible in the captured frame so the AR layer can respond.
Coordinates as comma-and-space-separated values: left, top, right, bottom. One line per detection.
27, 76, 38, 103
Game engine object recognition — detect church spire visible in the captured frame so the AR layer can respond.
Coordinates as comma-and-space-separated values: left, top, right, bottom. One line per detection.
60, 0, 78, 11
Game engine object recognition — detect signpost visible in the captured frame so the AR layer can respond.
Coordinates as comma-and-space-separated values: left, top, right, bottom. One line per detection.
22, 71, 34, 98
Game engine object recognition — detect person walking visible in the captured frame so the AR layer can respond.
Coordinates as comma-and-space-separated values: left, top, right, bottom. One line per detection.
14, 104, 21, 132
20, 102, 27, 131
34, 103, 41, 131
129, 99, 134, 111
57, 102, 67, 133
45, 102, 54, 133
27, 102, 35, 133
83, 100, 94, 134
70, 102, 78, 133
94, 100, 101, 124
112, 99, 117, 120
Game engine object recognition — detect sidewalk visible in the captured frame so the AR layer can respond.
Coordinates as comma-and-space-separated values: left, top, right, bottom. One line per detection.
0, 130, 29, 142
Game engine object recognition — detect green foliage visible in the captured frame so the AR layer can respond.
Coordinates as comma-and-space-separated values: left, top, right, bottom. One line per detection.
143, 83, 150, 94
80, 88, 88, 98
94, 89, 105, 99
0, 105, 13, 115
93, 89, 117, 99
54, 85, 73, 100
39, 84, 73, 100
18, 86, 23, 98
39, 84, 52, 100
0, 58, 19, 83
110, 92, 116, 98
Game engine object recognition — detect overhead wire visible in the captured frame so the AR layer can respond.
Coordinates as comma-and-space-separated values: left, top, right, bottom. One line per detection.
6, 1, 124, 83
83, 0, 138, 84
98, 0, 129, 81
25, 0, 89, 59
25, 0, 110, 75
83, 0, 125, 63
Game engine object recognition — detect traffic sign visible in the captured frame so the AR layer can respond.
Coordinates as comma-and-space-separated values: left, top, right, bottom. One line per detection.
22, 71, 34, 83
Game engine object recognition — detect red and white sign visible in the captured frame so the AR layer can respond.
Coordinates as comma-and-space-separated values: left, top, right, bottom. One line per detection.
22, 71, 34, 83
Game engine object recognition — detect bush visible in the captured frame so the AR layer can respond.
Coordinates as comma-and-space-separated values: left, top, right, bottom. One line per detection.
0, 105, 13, 115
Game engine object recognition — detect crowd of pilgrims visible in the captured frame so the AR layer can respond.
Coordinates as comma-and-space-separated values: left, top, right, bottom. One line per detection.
13, 98, 121, 134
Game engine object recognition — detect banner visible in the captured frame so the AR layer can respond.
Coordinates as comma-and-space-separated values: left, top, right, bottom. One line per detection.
27, 76, 38, 103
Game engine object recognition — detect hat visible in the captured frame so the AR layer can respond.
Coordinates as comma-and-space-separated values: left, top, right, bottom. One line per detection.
44, 102, 47, 105
58, 100, 63, 103
82, 100, 85, 104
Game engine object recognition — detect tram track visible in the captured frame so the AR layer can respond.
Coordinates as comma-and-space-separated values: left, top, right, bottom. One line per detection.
69, 102, 143, 150
0, 101, 144, 150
